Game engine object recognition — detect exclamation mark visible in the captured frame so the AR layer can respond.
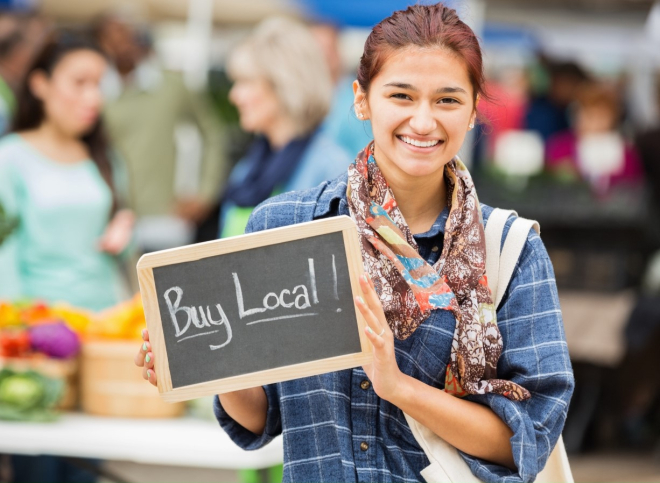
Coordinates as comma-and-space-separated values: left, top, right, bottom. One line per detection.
308, 258, 319, 304
332, 255, 341, 312
332, 254, 339, 300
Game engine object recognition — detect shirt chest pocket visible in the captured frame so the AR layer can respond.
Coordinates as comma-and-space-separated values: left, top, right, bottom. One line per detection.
394, 310, 455, 388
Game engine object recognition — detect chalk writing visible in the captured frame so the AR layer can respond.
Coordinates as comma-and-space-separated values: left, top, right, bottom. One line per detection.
162, 256, 340, 351
164, 287, 233, 350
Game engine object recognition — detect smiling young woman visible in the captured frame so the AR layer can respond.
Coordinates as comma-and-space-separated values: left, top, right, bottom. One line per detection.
136, 4, 574, 482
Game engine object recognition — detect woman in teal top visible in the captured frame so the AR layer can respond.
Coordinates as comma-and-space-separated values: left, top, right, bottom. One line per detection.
0, 32, 134, 312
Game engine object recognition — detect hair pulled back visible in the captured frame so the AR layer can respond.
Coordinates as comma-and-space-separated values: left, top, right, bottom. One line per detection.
357, 3, 485, 103
12, 30, 116, 213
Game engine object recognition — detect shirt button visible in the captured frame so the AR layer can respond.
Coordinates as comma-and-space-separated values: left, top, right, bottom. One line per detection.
360, 380, 371, 390
360, 442, 369, 451
431, 246, 439, 252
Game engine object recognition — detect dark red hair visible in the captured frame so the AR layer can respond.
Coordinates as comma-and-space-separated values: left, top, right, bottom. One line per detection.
357, 3, 485, 103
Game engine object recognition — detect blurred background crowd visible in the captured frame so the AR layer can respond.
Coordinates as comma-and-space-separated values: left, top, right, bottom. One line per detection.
0, 0, 660, 482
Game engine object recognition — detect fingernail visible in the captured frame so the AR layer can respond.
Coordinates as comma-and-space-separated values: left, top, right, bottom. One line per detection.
357, 296, 364, 304
147, 370, 152, 379
142, 342, 148, 351
366, 326, 374, 334
141, 329, 147, 340
145, 354, 151, 363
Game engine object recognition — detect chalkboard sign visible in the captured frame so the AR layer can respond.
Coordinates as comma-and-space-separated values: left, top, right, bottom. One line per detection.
137, 216, 372, 403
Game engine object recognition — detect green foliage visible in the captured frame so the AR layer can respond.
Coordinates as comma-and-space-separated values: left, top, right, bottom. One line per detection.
0, 368, 63, 422
0, 201, 18, 247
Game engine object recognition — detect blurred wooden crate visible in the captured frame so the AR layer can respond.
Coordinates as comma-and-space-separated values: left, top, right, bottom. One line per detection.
80, 341, 184, 418
560, 290, 634, 367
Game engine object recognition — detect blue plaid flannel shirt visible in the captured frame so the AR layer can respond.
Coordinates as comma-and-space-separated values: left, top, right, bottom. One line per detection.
214, 173, 575, 483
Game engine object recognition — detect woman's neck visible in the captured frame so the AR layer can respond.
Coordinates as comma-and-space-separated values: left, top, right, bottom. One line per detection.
264, 117, 300, 150
21, 121, 88, 164
375, 147, 448, 235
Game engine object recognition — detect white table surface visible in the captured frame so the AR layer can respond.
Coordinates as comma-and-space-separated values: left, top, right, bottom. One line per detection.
0, 413, 283, 470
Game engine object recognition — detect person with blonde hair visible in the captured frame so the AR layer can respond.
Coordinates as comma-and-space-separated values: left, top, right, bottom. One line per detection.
218, 16, 351, 237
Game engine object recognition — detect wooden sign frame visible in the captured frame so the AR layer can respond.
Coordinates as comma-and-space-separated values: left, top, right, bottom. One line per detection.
136, 215, 372, 403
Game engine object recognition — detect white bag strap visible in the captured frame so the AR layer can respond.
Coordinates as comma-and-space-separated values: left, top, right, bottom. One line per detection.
403, 412, 481, 483
485, 209, 540, 308
484, 208, 516, 305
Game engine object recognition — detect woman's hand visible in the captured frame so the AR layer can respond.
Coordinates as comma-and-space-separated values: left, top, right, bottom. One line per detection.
174, 197, 212, 224
354, 273, 404, 402
133, 329, 268, 435
98, 209, 135, 255
134, 329, 157, 387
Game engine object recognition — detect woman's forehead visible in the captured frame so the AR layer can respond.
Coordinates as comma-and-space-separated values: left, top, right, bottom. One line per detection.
227, 47, 262, 81
375, 46, 472, 91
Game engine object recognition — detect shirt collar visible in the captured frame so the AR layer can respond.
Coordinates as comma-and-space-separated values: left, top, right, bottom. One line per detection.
313, 173, 349, 218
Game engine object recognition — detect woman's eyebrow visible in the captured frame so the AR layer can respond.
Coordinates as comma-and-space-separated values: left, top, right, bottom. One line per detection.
436, 86, 467, 94
383, 82, 467, 95
383, 82, 416, 90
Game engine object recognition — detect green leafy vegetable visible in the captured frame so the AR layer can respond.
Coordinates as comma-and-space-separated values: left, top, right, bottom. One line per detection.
0, 368, 63, 422
0, 202, 18, 247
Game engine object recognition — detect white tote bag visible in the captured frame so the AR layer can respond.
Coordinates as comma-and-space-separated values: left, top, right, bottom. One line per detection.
403, 209, 574, 483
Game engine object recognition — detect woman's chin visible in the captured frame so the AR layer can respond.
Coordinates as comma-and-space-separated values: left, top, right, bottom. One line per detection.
393, 157, 448, 179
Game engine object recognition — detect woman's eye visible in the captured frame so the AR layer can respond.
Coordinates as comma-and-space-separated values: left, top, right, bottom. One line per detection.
438, 98, 459, 105
390, 93, 411, 100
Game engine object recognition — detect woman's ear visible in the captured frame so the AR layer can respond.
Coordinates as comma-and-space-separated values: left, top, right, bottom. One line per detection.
28, 70, 49, 102
469, 95, 480, 130
352, 80, 370, 120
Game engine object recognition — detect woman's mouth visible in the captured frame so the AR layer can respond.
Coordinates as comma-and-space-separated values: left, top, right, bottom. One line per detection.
397, 135, 443, 149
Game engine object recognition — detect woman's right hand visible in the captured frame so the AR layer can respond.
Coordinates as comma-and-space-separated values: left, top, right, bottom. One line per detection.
135, 329, 157, 386
134, 329, 267, 433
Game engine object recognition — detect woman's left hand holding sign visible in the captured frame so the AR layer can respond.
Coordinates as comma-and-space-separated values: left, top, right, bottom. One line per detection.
355, 273, 403, 402
135, 329, 157, 387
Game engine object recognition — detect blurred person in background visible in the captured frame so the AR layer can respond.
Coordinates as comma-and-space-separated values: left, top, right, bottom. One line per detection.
525, 59, 589, 141
0, 30, 133, 483
0, 30, 133, 311
0, 11, 48, 134
310, 21, 373, 157
546, 82, 643, 194
94, 15, 228, 248
219, 17, 351, 238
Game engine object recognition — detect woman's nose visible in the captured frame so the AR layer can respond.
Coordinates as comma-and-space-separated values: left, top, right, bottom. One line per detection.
409, 105, 437, 135
228, 85, 240, 106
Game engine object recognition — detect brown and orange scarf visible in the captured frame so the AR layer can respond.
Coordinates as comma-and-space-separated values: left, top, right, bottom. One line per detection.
347, 143, 530, 401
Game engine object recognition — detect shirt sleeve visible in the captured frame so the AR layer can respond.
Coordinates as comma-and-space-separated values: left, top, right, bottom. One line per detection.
213, 383, 282, 451
0, 161, 23, 299
461, 231, 575, 483
212, 209, 284, 450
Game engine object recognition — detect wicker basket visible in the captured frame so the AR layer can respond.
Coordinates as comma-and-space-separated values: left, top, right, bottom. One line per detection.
80, 341, 185, 418
0, 355, 78, 410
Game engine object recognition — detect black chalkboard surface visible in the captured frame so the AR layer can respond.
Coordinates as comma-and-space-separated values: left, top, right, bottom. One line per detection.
137, 216, 372, 402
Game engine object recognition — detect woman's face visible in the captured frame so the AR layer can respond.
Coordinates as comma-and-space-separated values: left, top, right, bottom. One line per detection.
229, 76, 282, 135
354, 46, 476, 180
575, 104, 616, 136
32, 49, 107, 137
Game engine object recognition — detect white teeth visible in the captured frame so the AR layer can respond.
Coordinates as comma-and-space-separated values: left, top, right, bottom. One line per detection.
399, 136, 440, 148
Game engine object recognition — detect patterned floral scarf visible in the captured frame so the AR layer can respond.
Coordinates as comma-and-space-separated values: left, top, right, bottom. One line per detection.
347, 143, 530, 401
